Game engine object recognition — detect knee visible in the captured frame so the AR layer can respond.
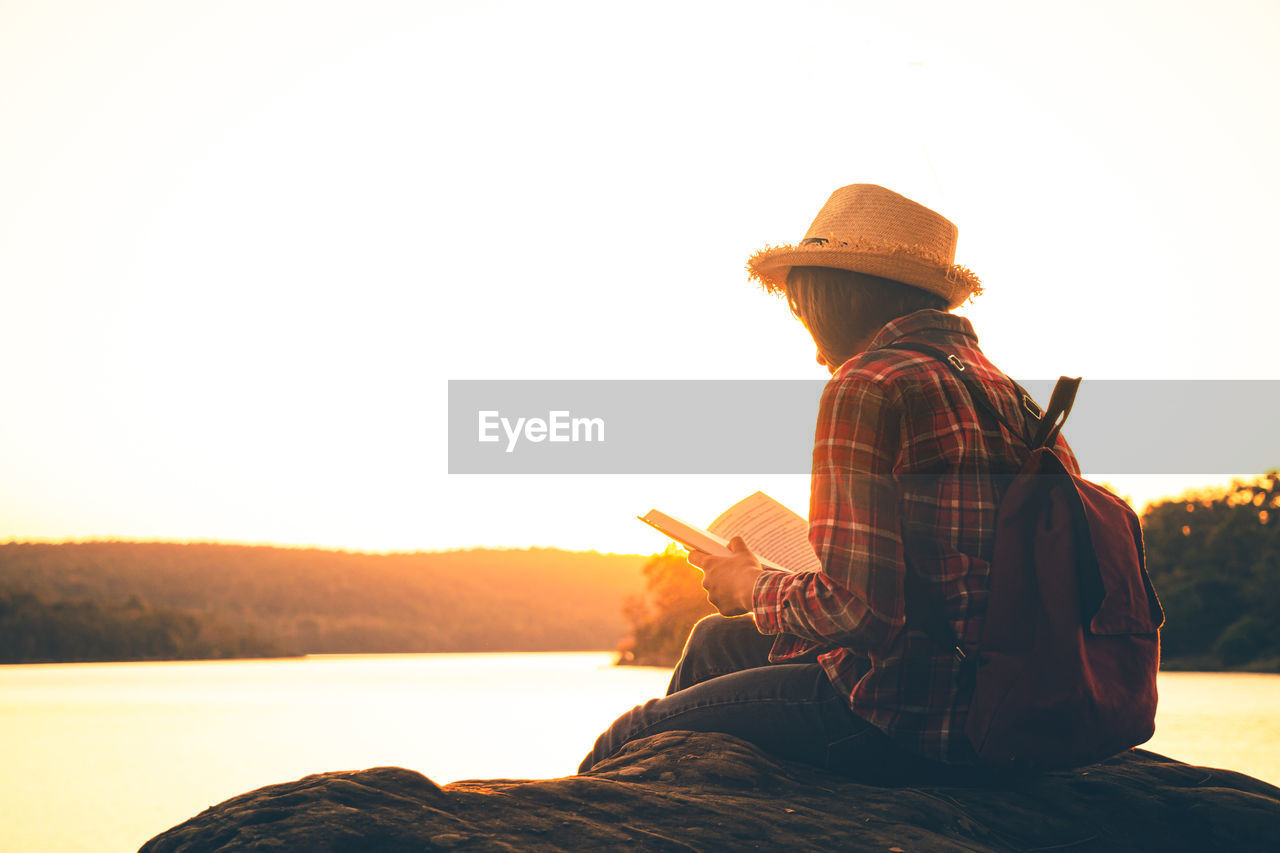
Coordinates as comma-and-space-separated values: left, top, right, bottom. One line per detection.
684, 613, 761, 660
670, 614, 771, 694
688, 614, 737, 645
671, 615, 735, 678
691, 612, 758, 641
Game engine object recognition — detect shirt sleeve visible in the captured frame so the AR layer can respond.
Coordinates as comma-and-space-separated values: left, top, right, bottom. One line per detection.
751, 369, 907, 654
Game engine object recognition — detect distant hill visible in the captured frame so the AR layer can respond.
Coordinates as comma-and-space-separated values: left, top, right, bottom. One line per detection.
0, 541, 648, 662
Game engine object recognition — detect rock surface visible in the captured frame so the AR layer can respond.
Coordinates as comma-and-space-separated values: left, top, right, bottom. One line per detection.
141, 731, 1280, 852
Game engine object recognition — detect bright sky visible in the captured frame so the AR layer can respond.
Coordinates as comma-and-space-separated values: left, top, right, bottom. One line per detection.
2, 0, 1277, 554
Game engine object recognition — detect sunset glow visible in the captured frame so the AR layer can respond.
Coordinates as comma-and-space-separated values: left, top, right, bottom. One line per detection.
2, 0, 1277, 553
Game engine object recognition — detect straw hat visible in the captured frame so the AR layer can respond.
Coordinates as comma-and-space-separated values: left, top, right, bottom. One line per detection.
746, 184, 981, 308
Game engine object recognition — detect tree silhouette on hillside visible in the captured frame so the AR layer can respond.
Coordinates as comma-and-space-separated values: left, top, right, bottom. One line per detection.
616, 545, 714, 667
1143, 470, 1280, 668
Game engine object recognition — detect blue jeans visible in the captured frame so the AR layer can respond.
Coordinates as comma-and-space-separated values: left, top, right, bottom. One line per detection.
579, 615, 947, 782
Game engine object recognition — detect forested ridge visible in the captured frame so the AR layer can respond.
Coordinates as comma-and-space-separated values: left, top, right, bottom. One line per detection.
1143, 472, 1280, 669
619, 472, 1280, 671
0, 542, 647, 663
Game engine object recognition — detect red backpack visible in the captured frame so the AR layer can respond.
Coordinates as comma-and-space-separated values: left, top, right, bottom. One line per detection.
889, 342, 1165, 770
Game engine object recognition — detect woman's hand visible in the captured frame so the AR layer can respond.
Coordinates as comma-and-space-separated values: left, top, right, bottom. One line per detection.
687, 536, 763, 617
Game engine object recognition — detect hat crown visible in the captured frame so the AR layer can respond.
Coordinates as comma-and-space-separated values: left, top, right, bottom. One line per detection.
745, 182, 981, 308
802, 184, 958, 264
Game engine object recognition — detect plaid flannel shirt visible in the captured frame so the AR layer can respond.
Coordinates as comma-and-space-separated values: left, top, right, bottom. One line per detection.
752, 309, 1080, 763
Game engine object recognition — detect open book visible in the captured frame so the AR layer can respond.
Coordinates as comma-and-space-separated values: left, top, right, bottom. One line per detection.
638, 491, 821, 574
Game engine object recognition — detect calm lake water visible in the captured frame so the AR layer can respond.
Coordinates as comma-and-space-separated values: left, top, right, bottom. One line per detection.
1, 654, 1277, 853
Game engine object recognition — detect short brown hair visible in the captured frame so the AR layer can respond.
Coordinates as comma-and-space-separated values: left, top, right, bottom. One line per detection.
784, 266, 948, 368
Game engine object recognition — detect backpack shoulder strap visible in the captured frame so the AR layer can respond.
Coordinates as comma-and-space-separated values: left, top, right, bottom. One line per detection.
1030, 374, 1082, 450
881, 341, 1086, 676
882, 341, 1080, 451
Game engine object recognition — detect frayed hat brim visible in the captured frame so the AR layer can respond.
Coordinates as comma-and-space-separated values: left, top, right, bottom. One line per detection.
746, 238, 982, 309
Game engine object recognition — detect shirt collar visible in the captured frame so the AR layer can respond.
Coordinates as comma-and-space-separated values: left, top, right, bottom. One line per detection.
865, 309, 978, 352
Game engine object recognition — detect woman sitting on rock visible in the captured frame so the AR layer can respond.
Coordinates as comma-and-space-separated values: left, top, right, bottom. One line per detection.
580, 183, 1080, 783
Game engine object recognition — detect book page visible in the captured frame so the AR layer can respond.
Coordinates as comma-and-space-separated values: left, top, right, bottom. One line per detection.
707, 491, 821, 574
637, 508, 791, 573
